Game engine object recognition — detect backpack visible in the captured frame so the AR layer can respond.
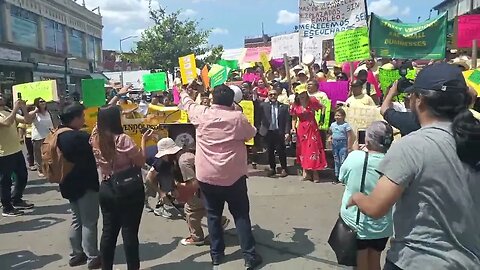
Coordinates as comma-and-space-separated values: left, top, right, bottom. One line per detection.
41, 127, 74, 183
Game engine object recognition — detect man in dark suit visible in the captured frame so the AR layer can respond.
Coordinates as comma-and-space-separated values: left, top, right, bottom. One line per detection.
259, 89, 291, 177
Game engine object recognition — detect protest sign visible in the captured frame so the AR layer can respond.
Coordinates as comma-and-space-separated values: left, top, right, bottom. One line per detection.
239, 100, 254, 146
259, 52, 271, 72
315, 99, 331, 131
178, 54, 197, 84
218, 59, 239, 71
221, 48, 247, 61
319, 81, 349, 108
345, 106, 384, 131
82, 79, 106, 108
334, 26, 370, 63
301, 37, 323, 62
209, 64, 230, 88
299, 0, 367, 39
243, 47, 271, 63
201, 66, 210, 89
378, 69, 400, 92
143, 73, 167, 92
457, 15, 480, 48
13, 80, 58, 105
270, 33, 300, 59
370, 13, 447, 59
464, 69, 480, 95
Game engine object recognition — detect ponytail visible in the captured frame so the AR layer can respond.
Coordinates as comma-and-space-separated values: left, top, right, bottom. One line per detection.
452, 109, 480, 170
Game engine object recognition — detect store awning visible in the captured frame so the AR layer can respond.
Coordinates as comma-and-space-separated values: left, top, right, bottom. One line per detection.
0, 59, 34, 69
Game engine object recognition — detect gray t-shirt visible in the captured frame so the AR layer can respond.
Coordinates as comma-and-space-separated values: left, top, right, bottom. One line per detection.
378, 121, 480, 270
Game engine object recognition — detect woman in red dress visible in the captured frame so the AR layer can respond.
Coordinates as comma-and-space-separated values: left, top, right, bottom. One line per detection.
290, 86, 328, 183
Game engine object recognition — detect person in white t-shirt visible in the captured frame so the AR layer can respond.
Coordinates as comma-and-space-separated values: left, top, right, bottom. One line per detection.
29, 98, 54, 177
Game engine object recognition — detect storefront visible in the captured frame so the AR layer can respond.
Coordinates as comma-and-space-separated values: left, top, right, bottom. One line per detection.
0, 47, 33, 106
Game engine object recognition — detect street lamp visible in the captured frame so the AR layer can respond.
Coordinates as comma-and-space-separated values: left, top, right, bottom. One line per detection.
64, 57, 77, 99
119, 35, 138, 85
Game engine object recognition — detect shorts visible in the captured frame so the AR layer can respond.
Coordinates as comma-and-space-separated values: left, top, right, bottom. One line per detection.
357, 237, 389, 252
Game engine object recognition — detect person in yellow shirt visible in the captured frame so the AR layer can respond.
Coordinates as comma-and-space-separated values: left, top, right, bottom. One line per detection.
0, 93, 35, 216
346, 80, 376, 107
17, 122, 35, 170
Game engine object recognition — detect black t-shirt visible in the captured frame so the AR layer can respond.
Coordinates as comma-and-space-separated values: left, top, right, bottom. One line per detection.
58, 130, 99, 201
383, 108, 421, 137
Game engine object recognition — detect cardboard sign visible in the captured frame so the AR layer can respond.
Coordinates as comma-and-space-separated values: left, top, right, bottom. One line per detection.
82, 79, 106, 108
370, 12, 447, 59
334, 27, 370, 63
299, 0, 367, 39
457, 15, 480, 48
13, 80, 58, 105
259, 52, 271, 72
178, 54, 197, 84
143, 73, 167, 92
270, 33, 300, 59
239, 100, 254, 146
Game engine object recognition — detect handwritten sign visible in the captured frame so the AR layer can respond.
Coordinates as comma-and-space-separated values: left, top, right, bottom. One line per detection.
13, 80, 58, 105
259, 52, 271, 72
299, 0, 367, 39
178, 54, 197, 85
82, 79, 106, 108
239, 100, 254, 146
270, 33, 300, 59
301, 36, 323, 62
334, 27, 370, 63
143, 72, 167, 92
344, 106, 384, 131
379, 69, 401, 93
457, 15, 480, 48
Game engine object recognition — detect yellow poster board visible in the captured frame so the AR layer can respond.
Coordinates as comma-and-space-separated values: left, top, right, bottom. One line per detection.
179, 54, 197, 85
464, 69, 480, 95
239, 100, 254, 146
259, 52, 271, 72
12, 80, 58, 105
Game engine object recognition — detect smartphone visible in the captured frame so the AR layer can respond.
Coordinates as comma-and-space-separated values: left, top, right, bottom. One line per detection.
358, 130, 366, 145
17, 92, 22, 100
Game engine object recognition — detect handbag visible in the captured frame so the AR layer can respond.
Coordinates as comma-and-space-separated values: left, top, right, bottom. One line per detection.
328, 152, 369, 266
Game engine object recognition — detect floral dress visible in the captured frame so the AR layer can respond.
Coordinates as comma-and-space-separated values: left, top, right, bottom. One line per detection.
290, 97, 327, 170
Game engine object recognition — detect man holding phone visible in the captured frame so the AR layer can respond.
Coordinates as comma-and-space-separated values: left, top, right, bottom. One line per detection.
0, 93, 34, 216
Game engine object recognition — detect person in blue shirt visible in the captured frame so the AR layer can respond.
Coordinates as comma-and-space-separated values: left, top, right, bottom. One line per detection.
339, 121, 394, 270
328, 108, 355, 183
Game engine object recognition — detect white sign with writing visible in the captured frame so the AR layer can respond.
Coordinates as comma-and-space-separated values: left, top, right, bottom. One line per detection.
270, 33, 300, 59
299, 0, 367, 39
301, 36, 323, 62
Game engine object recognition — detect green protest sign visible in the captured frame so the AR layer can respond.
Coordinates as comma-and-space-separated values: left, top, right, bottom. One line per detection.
209, 64, 230, 88
143, 72, 167, 92
334, 27, 370, 63
370, 12, 447, 60
468, 69, 480, 84
82, 79, 106, 108
218, 59, 239, 71
379, 69, 401, 93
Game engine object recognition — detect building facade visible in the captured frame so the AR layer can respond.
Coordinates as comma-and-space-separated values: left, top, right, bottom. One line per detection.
0, 0, 103, 100
433, 0, 480, 20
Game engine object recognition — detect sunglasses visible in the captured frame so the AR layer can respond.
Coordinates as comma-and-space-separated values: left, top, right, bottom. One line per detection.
268, 93, 278, 97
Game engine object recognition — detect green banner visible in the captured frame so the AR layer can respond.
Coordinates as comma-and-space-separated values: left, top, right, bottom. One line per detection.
334, 27, 370, 63
370, 12, 447, 60
143, 73, 167, 92
82, 79, 106, 108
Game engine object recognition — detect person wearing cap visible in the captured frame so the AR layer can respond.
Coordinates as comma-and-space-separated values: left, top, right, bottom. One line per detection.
258, 88, 291, 178
179, 84, 262, 268
346, 80, 376, 107
338, 121, 394, 270
147, 138, 230, 246
290, 86, 328, 182
348, 62, 480, 270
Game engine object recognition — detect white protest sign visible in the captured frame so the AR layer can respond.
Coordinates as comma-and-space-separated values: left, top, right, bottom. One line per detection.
302, 36, 323, 62
299, 0, 367, 39
270, 33, 300, 59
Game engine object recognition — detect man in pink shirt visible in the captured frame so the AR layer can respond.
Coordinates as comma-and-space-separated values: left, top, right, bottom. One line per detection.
179, 84, 262, 269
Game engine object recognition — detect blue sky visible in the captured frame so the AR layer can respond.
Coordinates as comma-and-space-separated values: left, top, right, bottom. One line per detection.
85, 0, 444, 51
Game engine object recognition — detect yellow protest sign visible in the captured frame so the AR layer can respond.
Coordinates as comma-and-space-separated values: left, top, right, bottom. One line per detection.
259, 52, 271, 72
334, 27, 370, 64
464, 69, 480, 95
179, 54, 197, 85
13, 80, 58, 105
239, 100, 254, 146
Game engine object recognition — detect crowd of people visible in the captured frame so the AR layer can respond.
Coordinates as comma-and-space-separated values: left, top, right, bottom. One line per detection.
0, 51, 479, 270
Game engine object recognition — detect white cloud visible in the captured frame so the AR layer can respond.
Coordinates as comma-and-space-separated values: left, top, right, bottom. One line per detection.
276, 10, 299, 25
369, 0, 410, 17
211, 27, 229, 35
180, 8, 197, 17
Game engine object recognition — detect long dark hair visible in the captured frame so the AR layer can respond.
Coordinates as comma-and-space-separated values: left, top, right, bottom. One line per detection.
97, 105, 124, 161
415, 89, 480, 170
33, 97, 47, 113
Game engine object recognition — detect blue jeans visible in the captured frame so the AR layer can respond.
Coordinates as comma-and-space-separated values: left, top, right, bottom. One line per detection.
332, 139, 348, 178
199, 176, 256, 262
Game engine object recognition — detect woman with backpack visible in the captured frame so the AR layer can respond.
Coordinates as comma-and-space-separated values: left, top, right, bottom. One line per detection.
90, 105, 153, 270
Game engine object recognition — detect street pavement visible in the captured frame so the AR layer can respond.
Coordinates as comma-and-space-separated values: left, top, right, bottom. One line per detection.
0, 166, 351, 270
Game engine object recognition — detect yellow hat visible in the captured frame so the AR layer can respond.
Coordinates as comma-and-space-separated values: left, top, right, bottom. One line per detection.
295, 84, 307, 94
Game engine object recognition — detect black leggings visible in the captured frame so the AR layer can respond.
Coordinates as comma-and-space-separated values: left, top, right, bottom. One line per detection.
99, 180, 144, 270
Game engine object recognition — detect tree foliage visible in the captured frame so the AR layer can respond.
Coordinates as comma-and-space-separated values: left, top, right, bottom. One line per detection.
132, 1, 223, 72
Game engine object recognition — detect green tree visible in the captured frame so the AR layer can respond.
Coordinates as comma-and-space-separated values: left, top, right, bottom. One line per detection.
133, 2, 223, 72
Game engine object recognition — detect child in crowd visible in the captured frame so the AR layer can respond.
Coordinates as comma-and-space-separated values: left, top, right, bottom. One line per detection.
328, 108, 355, 183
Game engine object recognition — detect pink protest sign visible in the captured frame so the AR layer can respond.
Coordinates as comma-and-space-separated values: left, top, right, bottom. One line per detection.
319, 81, 349, 108
173, 86, 180, 105
243, 47, 271, 63
242, 72, 261, 83
458, 15, 480, 48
